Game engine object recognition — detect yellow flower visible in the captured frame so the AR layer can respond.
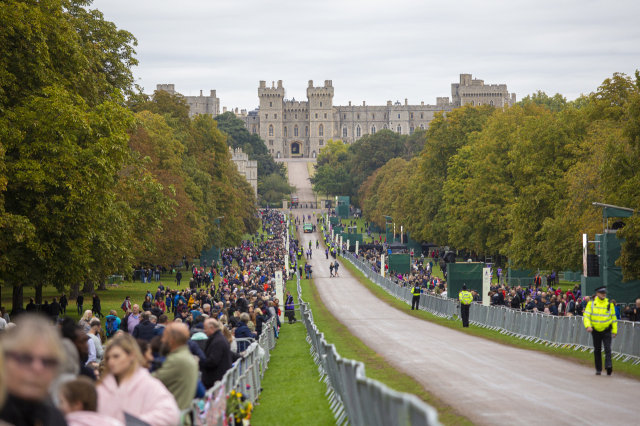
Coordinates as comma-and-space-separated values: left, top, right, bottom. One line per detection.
230, 390, 236, 396
238, 392, 243, 398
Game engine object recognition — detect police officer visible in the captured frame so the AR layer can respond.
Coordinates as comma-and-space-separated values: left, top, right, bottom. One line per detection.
458, 284, 473, 328
411, 284, 421, 310
584, 286, 617, 375
297, 248, 302, 260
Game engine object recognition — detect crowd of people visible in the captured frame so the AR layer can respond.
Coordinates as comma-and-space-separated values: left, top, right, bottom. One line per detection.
0, 210, 293, 426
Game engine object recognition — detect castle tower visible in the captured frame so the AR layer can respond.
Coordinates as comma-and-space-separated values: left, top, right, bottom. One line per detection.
307, 80, 334, 158
258, 80, 285, 158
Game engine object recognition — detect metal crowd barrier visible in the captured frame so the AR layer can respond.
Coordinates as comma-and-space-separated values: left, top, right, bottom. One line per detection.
180, 311, 279, 425
296, 273, 441, 426
342, 251, 640, 365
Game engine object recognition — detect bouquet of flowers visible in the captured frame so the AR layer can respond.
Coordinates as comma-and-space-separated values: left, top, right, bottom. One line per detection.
227, 389, 253, 426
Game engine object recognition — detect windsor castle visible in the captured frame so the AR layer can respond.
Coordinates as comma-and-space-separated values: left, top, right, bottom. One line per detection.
157, 74, 516, 159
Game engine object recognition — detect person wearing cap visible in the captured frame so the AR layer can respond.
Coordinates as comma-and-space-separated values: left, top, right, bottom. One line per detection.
584, 286, 617, 375
411, 283, 421, 310
458, 284, 473, 327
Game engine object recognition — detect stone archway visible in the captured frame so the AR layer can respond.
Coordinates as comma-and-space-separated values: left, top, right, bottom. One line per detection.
290, 141, 303, 157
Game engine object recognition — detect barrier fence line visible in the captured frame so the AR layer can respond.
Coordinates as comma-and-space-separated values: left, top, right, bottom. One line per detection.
180, 314, 279, 426
296, 272, 442, 426
340, 250, 640, 366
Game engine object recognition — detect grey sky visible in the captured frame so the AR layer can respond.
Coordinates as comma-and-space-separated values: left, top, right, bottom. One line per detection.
93, 0, 640, 110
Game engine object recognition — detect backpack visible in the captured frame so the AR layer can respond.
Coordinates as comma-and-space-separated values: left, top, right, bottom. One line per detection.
106, 316, 118, 336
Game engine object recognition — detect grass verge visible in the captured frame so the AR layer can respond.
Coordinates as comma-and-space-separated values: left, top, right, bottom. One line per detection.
251, 277, 335, 426
299, 277, 474, 426
340, 259, 640, 381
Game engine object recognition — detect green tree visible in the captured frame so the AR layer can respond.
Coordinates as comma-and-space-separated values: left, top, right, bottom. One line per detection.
517, 90, 568, 112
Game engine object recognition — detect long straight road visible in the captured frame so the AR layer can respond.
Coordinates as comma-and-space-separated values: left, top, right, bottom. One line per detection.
286, 162, 639, 426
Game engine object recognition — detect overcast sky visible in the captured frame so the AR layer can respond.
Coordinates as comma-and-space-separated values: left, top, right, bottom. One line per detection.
93, 0, 640, 110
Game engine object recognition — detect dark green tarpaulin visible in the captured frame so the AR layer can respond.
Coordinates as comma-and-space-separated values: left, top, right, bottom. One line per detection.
602, 207, 634, 218
601, 232, 640, 303
329, 217, 340, 225
340, 233, 363, 244
388, 254, 411, 274
448, 263, 484, 299
200, 245, 220, 264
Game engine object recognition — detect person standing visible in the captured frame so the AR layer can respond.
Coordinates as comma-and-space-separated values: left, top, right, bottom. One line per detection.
92, 294, 104, 319
200, 319, 233, 389
50, 297, 62, 324
60, 293, 68, 315
411, 284, 421, 310
175, 270, 183, 286
153, 323, 199, 410
584, 286, 617, 375
285, 291, 296, 324
459, 284, 473, 328
76, 292, 84, 315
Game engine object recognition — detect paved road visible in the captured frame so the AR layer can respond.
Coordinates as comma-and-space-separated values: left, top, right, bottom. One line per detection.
283, 159, 316, 205
287, 164, 639, 426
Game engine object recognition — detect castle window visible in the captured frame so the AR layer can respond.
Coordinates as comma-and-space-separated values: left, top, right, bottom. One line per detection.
269, 125, 274, 136
397, 125, 401, 133
274, 114, 277, 119
398, 113, 401, 119
319, 140, 324, 146
284, 114, 287, 119
383, 124, 387, 129
343, 126, 347, 138
371, 126, 376, 134
252, 125, 257, 133
295, 114, 298, 119
265, 114, 268, 119
384, 114, 387, 119
305, 126, 309, 136
343, 114, 346, 119
420, 124, 424, 130
357, 114, 360, 120
320, 102, 323, 107
372, 114, 375, 119
306, 114, 308, 119
356, 125, 361, 137
269, 140, 274, 146
471, 101, 474, 106
315, 113, 318, 119
410, 113, 413, 119
490, 100, 494, 106
312, 151, 317, 158
409, 126, 414, 135
284, 126, 288, 137
319, 124, 324, 137
421, 113, 424, 119
324, 113, 327, 119
270, 102, 272, 107
294, 125, 299, 137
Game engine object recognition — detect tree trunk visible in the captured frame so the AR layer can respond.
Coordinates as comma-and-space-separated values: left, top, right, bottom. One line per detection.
35, 284, 43, 304
82, 279, 94, 295
98, 274, 107, 291
69, 282, 80, 300
12, 284, 24, 313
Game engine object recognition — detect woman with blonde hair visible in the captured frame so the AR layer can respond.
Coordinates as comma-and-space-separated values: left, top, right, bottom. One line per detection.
0, 315, 67, 426
221, 325, 238, 354
78, 310, 93, 332
97, 334, 179, 426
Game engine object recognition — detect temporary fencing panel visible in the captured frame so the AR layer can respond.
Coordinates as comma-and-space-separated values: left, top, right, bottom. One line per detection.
389, 254, 411, 274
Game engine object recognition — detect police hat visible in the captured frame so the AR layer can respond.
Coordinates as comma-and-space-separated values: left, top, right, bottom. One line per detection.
595, 286, 607, 293
462, 284, 467, 290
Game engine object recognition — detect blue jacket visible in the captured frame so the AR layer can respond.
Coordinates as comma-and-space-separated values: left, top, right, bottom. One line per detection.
105, 315, 121, 337
234, 321, 255, 352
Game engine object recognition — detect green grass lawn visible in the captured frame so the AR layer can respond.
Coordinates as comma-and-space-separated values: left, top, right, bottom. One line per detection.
298, 277, 473, 426
251, 276, 335, 426
340, 259, 640, 381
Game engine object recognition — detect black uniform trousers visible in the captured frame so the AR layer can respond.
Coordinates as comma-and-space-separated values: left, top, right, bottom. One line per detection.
411, 295, 420, 310
460, 303, 470, 327
592, 327, 613, 372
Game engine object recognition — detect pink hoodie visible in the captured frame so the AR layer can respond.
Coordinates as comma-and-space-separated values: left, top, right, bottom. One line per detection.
97, 367, 180, 426
66, 411, 124, 426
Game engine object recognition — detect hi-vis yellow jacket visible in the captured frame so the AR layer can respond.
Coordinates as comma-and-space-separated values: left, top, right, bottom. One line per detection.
584, 298, 618, 333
